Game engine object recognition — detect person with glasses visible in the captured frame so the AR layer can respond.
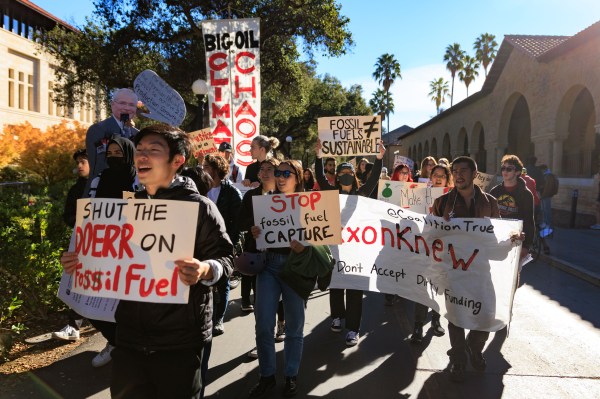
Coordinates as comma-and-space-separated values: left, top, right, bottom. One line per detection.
416, 156, 437, 181
391, 163, 414, 183
315, 139, 386, 347
431, 156, 500, 383
85, 88, 139, 196
248, 160, 308, 398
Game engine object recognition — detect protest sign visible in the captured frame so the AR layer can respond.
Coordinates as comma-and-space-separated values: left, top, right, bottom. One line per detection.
377, 180, 448, 214
475, 171, 497, 192
232, 182, 252, 197
318, 115, 382, 157
330, 195, 522, 331
71, 198, 198, 303
394, 154, 414, 170
189, 128, 218, 159
134, 70, 186, 126
202, 18, 261, 171
253, 190, 342, 249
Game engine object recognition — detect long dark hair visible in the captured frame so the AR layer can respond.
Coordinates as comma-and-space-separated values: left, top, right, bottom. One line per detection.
303, 168, 315, 191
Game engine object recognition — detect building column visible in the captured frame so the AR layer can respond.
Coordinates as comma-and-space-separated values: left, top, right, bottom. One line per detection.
552, 140, 563, 174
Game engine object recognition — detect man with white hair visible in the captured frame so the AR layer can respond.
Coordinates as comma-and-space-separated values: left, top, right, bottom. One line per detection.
85, 88, 139, 195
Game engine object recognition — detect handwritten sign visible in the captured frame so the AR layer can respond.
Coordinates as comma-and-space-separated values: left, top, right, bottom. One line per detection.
394, 154, 414, 170
475, 171, 496, 192
189, 128, 218, 159
377, 180, 448, 214
71, 198, 198, 303
252, 190, 342, 249
134, 70, 186, 126
330, 195, 522, 332
318, 115, 382, 157
202, 18, 261, 171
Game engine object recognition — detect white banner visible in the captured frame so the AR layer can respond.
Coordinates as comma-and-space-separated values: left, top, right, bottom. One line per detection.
318, 115, 382, 157
330, 195, 522, 332
253, 191, 342, 249
202, 18, 260, 174
71, 198, 198, 303
377, 180, 448, 214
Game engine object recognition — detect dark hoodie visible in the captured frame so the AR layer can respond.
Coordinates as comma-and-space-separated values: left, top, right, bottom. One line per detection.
95, 136, 137, 199
115, 176, 234, 351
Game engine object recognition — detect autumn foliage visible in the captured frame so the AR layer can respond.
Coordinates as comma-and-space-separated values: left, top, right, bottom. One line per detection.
0, 121, 87, 184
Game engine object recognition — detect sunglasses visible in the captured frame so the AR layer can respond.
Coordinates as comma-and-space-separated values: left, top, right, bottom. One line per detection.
274, 169, 297, 179
501, 166, 517, 172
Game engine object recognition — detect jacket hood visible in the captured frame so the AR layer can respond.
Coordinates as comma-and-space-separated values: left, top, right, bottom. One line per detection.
109, 135, 135, 166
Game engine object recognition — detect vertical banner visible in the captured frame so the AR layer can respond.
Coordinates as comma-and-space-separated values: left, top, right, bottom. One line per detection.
202, 18, 261, 174
317, 115, 382, 157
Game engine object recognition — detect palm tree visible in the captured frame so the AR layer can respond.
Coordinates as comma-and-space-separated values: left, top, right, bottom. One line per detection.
372, 53, 401, 133
443, 43, 465, 107
458, 55, 480, 96
428, 77, 449, 115
473, 33, 498, 77
369, 88, 394, 133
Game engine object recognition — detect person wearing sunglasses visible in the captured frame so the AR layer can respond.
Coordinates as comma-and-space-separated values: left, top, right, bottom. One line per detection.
248, 160, 308, 398
315, 139, 386, 347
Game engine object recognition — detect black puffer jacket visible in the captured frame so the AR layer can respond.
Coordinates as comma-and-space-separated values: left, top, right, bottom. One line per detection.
115, 176, 234, 351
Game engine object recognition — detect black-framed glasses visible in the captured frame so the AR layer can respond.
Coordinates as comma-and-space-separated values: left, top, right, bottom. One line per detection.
274, 169, 297, 179
501, 166, 517, 172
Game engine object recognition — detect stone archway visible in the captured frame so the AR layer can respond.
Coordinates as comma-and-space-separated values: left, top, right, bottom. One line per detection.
556, 86, 598, 176
457, 127, 469, 156
442, 133, 451, 159
424, 140, 429, 157
417, 143, 423, 165
431, 138, 438, 159
499, 93, 533, 161
408, 147, 412, 160
471, 122, 487, 172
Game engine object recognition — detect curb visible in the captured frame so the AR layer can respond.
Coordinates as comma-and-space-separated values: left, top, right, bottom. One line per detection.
540, 254, 600, 288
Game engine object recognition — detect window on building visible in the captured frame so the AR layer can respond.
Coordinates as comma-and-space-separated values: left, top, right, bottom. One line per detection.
48, 81, 54, 115
27, 74, 34, 111
8, 69, 15, 107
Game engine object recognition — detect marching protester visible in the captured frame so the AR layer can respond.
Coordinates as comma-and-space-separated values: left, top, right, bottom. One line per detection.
249, 160, 309, 398
356, 157, 372, 185
242, 135, 280, 187
218, 141, 243, 183
60, 124, 233, 398
410, 163, 452, 344
303, 168, 316, 191
313, 157, 337, 190
415, 156, 437, 181
431, 156, 500, 383
315, 139, 385, 346
539, 164, 559, 235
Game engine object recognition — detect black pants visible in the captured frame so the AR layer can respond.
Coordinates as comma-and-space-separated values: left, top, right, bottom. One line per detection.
447, 322, 489, 364
329, 289, 363, 332
241, 274, 256, 304
111, 346, 204, 399
88, 319, 117, 346
414, 303, 440, 325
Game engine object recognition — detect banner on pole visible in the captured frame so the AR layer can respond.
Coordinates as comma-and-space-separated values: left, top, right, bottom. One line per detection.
317, 115, 382, 157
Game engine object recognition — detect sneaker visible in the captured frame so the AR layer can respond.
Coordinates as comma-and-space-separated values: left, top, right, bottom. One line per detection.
229, 274, 241, 289
249, 375, 276, 397
449, 363, 466, 382
275, 320, 285, 342
345, 331, 359, 347
91, 343, 114, 367
591, 224, 600, 230
466, 344, 486, 371
410, 323, 423, 344
330, 317, 342, 333
247, 347, 258, 359
431, 318, 445, 337
282, 376, 298, 397
241, 301, 254, 312
213, 321, 225, 336
52, 325, 80, 341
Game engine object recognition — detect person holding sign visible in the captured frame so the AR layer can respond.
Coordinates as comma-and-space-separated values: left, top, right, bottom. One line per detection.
431, 156, 500, 383
315, 139, 385, 347
62, 124, 234, 398
242, 135, 280, 187
249, 160, 308, 398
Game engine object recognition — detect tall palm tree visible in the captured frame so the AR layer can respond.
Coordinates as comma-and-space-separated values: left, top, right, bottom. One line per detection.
458, 55, 480, 96
473, 33, 498, 77
372, 53, 401, 133
443, 43, 465, 107
428, 77, 449, 115
369, 88, 394, 133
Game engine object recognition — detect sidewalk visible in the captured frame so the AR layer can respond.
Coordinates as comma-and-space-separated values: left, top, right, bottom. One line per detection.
540, 226, 600, 287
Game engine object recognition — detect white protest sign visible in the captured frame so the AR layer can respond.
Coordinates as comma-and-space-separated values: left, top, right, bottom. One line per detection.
318, 115, 382, 157
189, 128, 218, 159
71, 198, 198, 303
134, 70, 186, 126
394, 154, 414, 170
202, 18, 261, 172
233, 182, 253, 197
377, 180, 449, 214
330, 195, 522, 332
253, 190, 342, 249
475, 171, 496, 192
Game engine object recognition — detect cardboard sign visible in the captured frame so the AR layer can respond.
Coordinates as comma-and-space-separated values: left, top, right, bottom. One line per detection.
475, 171, 496, 192
134, 70, 186, 126
330, 195, 522, 332
377, 180, 448, 214
71, 198, 198, 303
394, 154, 414, 170
202, 18, 261, 172
252, 190, 342, 249
189, 128, 218, 159
318, 115, 382, 157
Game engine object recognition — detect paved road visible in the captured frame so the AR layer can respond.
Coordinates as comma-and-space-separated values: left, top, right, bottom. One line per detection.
2, 259, 599, 399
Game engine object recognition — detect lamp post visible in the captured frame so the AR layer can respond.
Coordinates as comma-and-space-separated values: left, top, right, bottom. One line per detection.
191, 79, 209, 130
285, 136, 293, 159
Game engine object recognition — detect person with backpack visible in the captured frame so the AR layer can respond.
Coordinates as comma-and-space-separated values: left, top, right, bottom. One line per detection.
539, 164, 559, 232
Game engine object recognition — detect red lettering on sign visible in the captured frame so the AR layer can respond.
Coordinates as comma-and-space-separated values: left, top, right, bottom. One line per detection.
235, 52, 255, 74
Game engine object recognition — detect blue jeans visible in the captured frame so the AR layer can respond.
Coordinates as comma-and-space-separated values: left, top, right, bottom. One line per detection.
255, 252, 305, 377
541, 197, 552, 227
212, 278, 229, 326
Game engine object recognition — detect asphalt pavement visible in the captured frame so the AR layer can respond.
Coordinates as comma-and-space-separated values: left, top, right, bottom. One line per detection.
1, 226, 599, 399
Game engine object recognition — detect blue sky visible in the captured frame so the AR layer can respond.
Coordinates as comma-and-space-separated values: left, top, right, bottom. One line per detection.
33, 0, 600, 130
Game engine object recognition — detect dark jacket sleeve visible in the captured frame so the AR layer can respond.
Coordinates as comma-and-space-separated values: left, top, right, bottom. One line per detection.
238, 187, 260, 252
217, 183, 243, 245
63, 184, 78, 227
315, 158, 337, 191
196, 198, 234, 280
358, 158, 383, 197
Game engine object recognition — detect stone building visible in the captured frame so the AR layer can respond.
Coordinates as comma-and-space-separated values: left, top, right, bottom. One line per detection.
396, 21, 600, 222
0, 0, 104, 130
